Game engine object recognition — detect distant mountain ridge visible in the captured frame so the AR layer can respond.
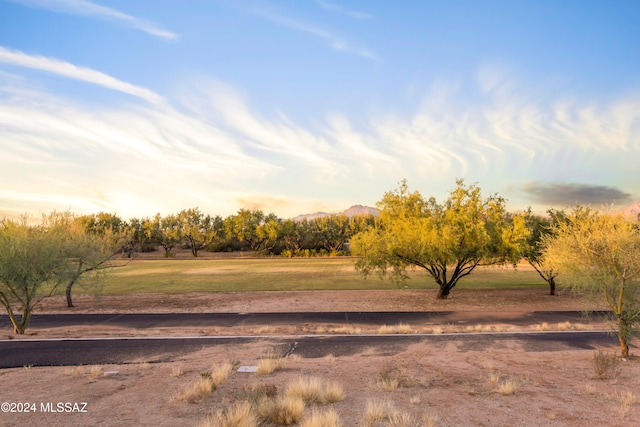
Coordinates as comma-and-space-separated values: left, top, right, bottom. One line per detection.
292, 204, 378, 221
618, 200, 640, 219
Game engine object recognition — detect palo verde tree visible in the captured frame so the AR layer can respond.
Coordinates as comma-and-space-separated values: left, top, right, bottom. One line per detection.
523, 208, 564, 295
0, 217, 67, 334
351, 179, 528, 299
50, 212, 130, 308
542, 207, 640, 358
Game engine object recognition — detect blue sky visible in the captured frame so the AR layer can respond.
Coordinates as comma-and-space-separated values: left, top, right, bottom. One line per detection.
1, 0, 639, 220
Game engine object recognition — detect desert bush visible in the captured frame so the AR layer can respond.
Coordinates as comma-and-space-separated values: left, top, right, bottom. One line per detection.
286, 376, 323, 403
64, 366, 85, 377
90, 365, 102, 379
176, 377, 216, 403
322, 381, 345, 404
591, 350, 621, 380
211, 361, 233, 386
256, 358, 284, 376
375, 362, 414, 391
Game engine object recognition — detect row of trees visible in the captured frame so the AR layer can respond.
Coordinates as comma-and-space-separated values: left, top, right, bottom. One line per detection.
125, 209, 374, 257
351, 180, 640, 358
1, 179, 639, 357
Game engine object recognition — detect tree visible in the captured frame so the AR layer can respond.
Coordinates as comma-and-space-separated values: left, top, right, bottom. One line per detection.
542, 208, 640, 358
0, 217, 66, 334
158, 213, 183, 257
351, 180, 528, 299
309, 215, 351, 254
49, 212, 129, 308
523, 209, 561, 295
177, 208, 216, 257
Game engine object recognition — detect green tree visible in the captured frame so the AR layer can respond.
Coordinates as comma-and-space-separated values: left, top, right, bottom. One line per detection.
158, 213, 183, 257
542, 208, 640, 358
351, 180, 527, 299
523, 209, 566, 295
49, 212, 129, 308
309, 215, 351, 254
0, 217, 66, 334
177, 208, 217, 257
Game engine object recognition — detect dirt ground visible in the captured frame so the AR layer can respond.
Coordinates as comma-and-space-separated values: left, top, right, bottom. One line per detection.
1, 289, 639, 426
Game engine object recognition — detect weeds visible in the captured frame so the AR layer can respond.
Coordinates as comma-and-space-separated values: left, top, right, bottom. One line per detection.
299, 408, 341, 427
197, 401, 257, 427
257, 395, 306, 425
591, 350, 621, 380
616, 390, 637, 419
378, 323, 413, 334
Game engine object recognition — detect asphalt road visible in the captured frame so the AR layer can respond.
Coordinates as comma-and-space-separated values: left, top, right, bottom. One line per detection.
18, 310, 609, 329
0, 332, 617, 369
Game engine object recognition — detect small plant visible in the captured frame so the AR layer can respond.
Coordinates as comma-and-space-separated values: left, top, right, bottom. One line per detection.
256, 358, 284, 376
387, 412, 418, 427
616, 390, 637, 419
362, 399, 393, 427
90, 366, 102, 379
138, 362, 151, 371
257, 395, 306, 425
196, 401, 257, 427
171, 365, 184, 377
375, 362, 413, 391
591, 350, 621, 380
64, 366, 85, 377
211, 361, 233, 387
496, 379, 516, 396
322, 381, 345, 404
299, 408, 341, 427
286, 376, 323, 403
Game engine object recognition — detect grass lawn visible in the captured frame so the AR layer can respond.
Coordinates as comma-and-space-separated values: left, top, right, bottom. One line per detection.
93, 257, 546, 295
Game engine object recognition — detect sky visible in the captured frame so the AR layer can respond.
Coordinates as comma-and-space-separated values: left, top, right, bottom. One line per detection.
1, 0, 639, 220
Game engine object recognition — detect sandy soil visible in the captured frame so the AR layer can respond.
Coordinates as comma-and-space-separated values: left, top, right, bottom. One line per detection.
1, 290, 639, 426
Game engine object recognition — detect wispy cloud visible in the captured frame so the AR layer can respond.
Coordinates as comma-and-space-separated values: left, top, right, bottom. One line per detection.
249, 7, 377, 60
8, 0, 178, 40
0, 46, 165, 104
315, 0, 372, 20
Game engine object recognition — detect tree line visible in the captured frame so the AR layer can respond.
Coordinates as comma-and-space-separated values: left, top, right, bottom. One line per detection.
1, 179, 639, 358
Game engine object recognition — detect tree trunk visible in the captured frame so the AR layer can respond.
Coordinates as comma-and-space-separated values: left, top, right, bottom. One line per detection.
618, 316, 630, 359
66, 280, 75, 308
548, 277, 556, 296
436, 285, 452, 299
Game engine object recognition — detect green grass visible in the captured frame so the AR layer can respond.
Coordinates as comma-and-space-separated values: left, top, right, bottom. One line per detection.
93, 257, 545, 295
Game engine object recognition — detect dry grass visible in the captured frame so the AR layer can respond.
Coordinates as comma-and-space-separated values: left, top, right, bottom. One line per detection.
591, 350, 621, 380
64, 366, 85, 377
378, 323, 413, 334
176, 361, 233, 403
197, 401, 257, 427
615, 390, 637, 419
299, 408, 341, 427
285, 376, 345, 404
374, 362, 414, 392
496, 378, 517, 396
257, 395, 306, 425
171, 365, 184, 378
90, 365, 102, 379
256, 358, 284, 376
363, 399, 394, 426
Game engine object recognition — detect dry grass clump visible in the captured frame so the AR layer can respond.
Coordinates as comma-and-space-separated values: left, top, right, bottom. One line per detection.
285, 376, 345, 404
378, 323, 413, 334
615, 389, 637, 419
374, 362, 415, 392
256, 358, 284, 376
90, 365, 102, 379
64, 366, 85, 377
496, 378, 517, 396
196, 401, 257, 427
362, 399, 435, 427
170, 365, 184, 378
257, 395, 306, 425
591, 350, 621, 380
176, 361, 233, 403
256, 347, 285, 376
299, 408, 341, 427
363, 399, 394, 426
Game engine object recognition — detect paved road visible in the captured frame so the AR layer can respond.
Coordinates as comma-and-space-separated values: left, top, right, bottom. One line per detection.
18, 310, 609, 329
0, 332, 617, 369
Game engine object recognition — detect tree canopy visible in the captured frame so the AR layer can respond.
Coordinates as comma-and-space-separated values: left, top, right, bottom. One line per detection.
542, 208, 640, 358
351, 179, 528, 299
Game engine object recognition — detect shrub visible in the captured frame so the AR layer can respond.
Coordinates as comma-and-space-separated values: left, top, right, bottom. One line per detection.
591, 350, 621, 380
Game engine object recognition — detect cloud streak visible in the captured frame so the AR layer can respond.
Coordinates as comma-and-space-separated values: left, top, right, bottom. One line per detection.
8, 0, 178, 40
249, 7, 377, 60
0, 46, 165, 104
316, 0, 372, 20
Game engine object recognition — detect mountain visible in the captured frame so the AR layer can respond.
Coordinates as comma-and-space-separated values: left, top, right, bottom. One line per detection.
292, 204, 378, 221
618, 200, 640, 219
